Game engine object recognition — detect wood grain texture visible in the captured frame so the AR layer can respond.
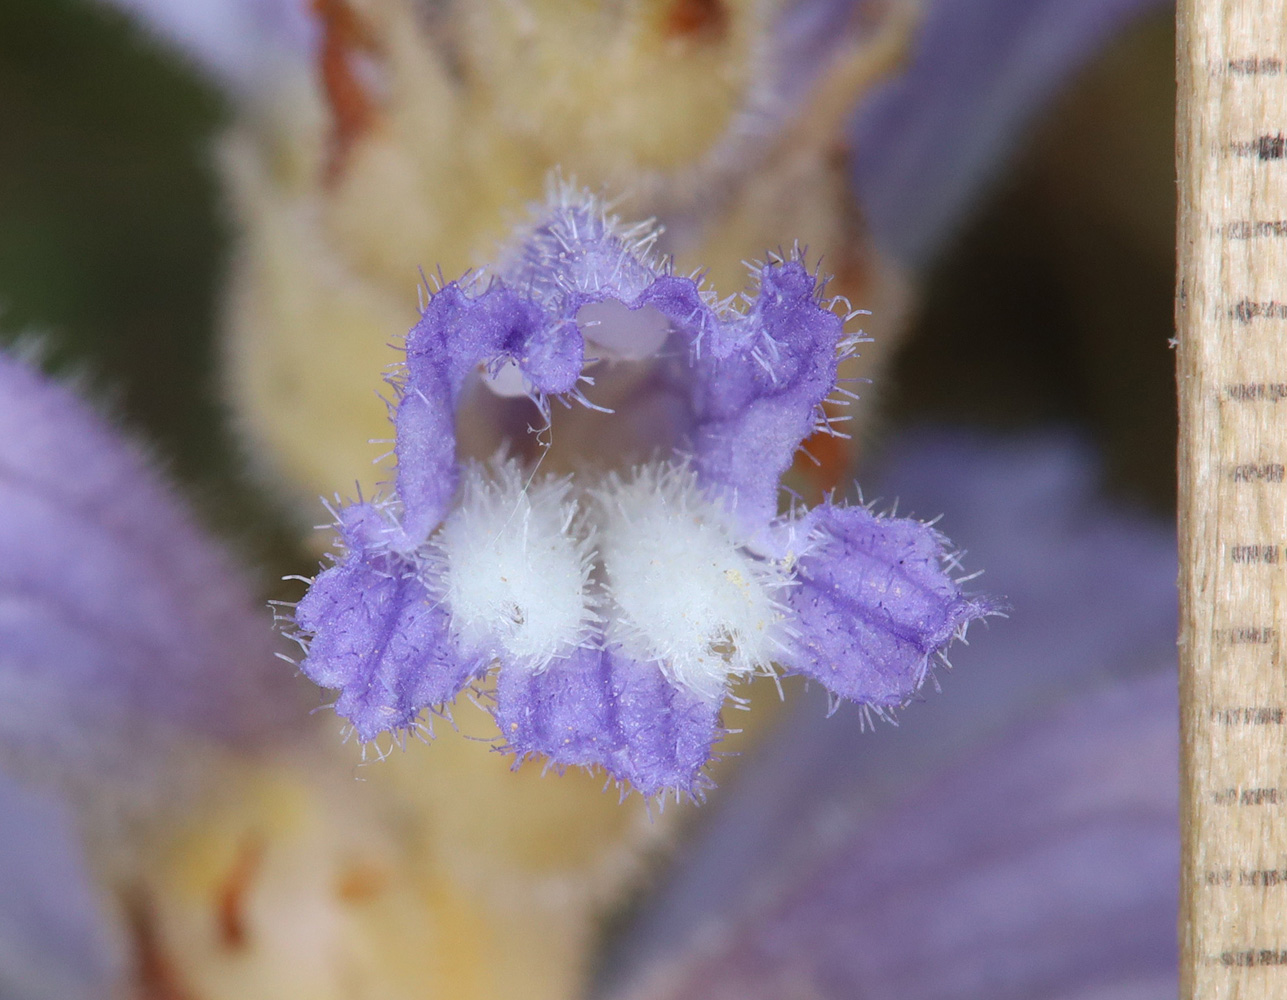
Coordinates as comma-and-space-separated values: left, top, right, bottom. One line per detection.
1178, 3, 1287, 996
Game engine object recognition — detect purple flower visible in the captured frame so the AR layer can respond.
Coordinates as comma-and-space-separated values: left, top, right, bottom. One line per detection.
852, 0, 1167, 265
597, 430, 1180, 1000
610, 674, 1178, 1000
291, 184, 996, 797
0, 348, 305, 801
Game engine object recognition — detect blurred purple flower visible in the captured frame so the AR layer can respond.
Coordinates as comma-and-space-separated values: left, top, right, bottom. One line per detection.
601, 431, 1178, 999
291, 186, 995, 797
0, 349, 305, 799
614, 673, 1177, 1000
852, 0, 1168, 265
0, 773, 117, 1000
97, 0, 312, 94
0, 347, 311, 998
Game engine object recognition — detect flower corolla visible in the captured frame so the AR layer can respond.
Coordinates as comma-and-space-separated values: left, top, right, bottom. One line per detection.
291, 184, 994, 797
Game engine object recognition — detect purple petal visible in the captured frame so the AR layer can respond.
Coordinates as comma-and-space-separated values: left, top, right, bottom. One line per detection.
0, 771, 119, 1000
644, 263, 846, 527
494, 646, 721, 800
597, 430, 1177, 999
614, 670, 1177, 1000
499, 198, 661, 307
98, 0, 314, 94
294, 507, 486, 742
396, 283, 583, 543
785, 501, 994, 706
0, 349, 305, 789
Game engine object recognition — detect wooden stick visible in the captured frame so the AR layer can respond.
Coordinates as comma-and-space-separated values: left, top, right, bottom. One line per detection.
1178, 3, 1287, 996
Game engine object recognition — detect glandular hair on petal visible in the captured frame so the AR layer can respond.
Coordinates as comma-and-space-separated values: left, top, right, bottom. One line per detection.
438, 460, 596, 668
595, 462, 790, 701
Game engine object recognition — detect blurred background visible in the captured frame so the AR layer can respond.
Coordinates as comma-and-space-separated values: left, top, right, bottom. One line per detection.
0, 1, 1179, 998
0, 0, 1176, 542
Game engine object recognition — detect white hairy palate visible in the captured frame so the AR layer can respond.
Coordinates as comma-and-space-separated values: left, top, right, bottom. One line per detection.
438, 458, 791, 699
595, 463, 791, 702
439, 461, 596, 668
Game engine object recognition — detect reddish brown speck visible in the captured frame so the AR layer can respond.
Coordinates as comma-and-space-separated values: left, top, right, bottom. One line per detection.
123, 888, 202, 1000
665, 0, 728, 41
215, 836, 264, 951
335, 861, 390, 903
312, 0, 379, 184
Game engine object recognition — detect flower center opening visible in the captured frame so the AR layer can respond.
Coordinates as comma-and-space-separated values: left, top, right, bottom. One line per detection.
465, 298, 688, 474
575, 300, 670, 361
